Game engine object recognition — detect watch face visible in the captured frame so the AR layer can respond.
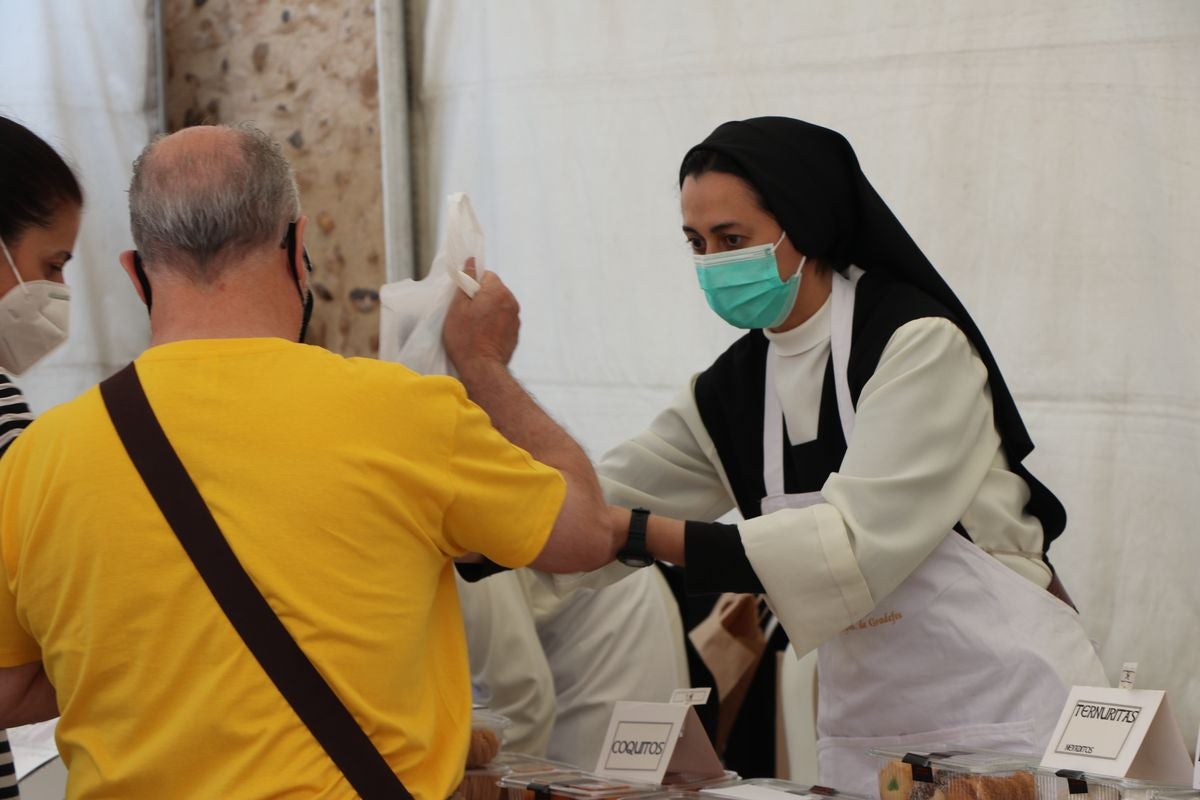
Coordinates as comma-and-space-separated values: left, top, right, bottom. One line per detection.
619, 554, 654, 568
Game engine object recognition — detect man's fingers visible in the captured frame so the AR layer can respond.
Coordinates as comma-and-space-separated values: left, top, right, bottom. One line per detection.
462, 257, 477, 279
479, 271, 499, 289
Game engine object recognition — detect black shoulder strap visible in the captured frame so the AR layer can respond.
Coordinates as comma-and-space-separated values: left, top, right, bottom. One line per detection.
100, 363, 412, 800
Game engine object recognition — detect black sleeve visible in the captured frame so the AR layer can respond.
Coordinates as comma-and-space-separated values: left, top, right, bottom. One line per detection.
684, 520, 764, 594
454, 558, 511, 583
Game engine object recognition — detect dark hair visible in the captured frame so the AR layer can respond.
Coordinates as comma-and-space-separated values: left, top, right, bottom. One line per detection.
0, 115, 83, 243
679, 146, 848, 275
680, 148, 767, 209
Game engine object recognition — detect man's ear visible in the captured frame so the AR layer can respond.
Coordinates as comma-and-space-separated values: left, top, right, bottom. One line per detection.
118, 250, 149, 306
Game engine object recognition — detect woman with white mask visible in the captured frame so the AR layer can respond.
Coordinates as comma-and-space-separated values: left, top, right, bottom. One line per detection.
0, 116, 78, 448
0, 114, 81, 796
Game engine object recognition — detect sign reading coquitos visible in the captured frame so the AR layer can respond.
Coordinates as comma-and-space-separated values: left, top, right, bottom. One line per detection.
610, 739, 667, 756
602, 721, 673, 770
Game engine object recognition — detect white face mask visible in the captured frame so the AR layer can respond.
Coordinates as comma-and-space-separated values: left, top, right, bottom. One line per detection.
0, 236, 71, 375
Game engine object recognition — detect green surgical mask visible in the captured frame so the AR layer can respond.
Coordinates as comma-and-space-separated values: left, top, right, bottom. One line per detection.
693, 231, 805, 329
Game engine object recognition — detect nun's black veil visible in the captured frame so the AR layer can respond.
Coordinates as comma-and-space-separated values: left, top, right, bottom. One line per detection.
681, 117, 1066, 546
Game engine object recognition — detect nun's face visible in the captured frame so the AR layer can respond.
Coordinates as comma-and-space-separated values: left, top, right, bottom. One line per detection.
682, 169, 833, 332
681, 171, 806, 283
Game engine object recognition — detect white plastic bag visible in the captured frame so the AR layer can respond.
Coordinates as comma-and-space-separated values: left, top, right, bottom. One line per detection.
379, 193, 485, 375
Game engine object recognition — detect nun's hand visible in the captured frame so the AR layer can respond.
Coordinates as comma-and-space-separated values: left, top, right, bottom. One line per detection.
444, 259, 520, 376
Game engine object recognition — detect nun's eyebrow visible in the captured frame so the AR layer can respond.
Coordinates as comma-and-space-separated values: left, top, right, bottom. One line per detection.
682, 221, 743, 235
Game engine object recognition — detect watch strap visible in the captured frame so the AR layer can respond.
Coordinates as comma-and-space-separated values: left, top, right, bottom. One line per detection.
617, 507, 652, 565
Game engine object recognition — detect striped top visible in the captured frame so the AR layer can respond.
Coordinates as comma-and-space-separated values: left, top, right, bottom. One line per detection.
0, 731, 17, 797
0, 372, 31, 796
0, 373, 34, 460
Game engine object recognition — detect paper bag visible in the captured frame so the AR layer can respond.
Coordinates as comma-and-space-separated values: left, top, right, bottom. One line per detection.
688, 592, 767, 753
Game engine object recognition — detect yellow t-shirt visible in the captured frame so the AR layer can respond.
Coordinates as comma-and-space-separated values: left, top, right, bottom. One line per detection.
0, 338, 566, 800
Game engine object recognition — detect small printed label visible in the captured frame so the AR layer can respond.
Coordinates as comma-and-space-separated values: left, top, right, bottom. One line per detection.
670, 687, 712, 706
1119, 663, 1138, 690
1054, 700, 1143, 759
602, 721, 674, 771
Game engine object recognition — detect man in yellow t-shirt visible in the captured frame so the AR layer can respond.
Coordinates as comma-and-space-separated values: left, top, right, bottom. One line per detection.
0, 124, 616, 799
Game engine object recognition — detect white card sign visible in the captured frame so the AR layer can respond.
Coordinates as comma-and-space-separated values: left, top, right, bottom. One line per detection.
594, 691, 724, 785
1041, 686, 1193, 785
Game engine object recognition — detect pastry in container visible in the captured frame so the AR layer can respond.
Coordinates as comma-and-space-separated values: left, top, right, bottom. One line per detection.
468, 710, 514, 768
700, 777, 871, 800
455, 764, 514, 800
454, 752, 575, 800
869, 747, 1037, 800
1033, 768, 1176, 800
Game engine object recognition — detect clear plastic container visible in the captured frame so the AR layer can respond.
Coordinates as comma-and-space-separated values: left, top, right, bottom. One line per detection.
700, 777, 871, 800
868, 746, 1038, 800
498, 769, 660, 800
472, 709, 513, 741
662, 770, 740, 792
490, 752, 577, 777
1033, 768, 1176, 800
467, 709, 513, 768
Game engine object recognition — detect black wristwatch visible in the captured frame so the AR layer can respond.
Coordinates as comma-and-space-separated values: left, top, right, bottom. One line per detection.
617, 507, 654, 568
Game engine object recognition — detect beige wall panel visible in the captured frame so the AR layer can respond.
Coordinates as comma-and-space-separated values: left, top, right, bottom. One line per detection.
164, 0, 384, 356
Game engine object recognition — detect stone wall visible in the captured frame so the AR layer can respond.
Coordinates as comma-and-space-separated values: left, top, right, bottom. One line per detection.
163, 0, 384, 356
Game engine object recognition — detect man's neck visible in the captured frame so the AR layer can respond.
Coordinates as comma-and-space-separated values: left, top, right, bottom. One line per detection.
148, 320, 296, 348
145, 273, 300, 347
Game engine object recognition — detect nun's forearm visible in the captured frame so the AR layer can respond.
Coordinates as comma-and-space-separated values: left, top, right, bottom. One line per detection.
610, 507, 764, 592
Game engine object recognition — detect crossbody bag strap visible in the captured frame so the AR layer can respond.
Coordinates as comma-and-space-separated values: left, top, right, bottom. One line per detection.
100, 363, 412, 800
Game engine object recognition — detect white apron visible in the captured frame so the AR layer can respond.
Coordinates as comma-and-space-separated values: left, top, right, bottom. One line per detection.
761, 270, 1108, 798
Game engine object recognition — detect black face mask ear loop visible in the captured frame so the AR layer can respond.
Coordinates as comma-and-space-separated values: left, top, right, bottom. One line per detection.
132, 251, 153, 314
281, 222, 315, 343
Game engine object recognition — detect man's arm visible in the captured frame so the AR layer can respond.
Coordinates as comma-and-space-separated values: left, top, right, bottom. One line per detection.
0, 661, 57, 728
443, 263, 616, 573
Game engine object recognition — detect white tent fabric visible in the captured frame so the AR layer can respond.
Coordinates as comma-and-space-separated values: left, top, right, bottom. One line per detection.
1, 0, 153, 781
0, 0, 153, 413
415, 0, 1200, 750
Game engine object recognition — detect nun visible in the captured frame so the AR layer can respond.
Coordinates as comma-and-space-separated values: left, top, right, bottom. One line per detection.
599, 117, 1108, 793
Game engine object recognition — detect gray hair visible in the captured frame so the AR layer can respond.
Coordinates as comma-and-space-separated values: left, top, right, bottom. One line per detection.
129, 123, 300, 279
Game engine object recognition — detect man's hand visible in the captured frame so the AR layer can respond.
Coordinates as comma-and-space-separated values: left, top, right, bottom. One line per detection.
443, 259, 520, 377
